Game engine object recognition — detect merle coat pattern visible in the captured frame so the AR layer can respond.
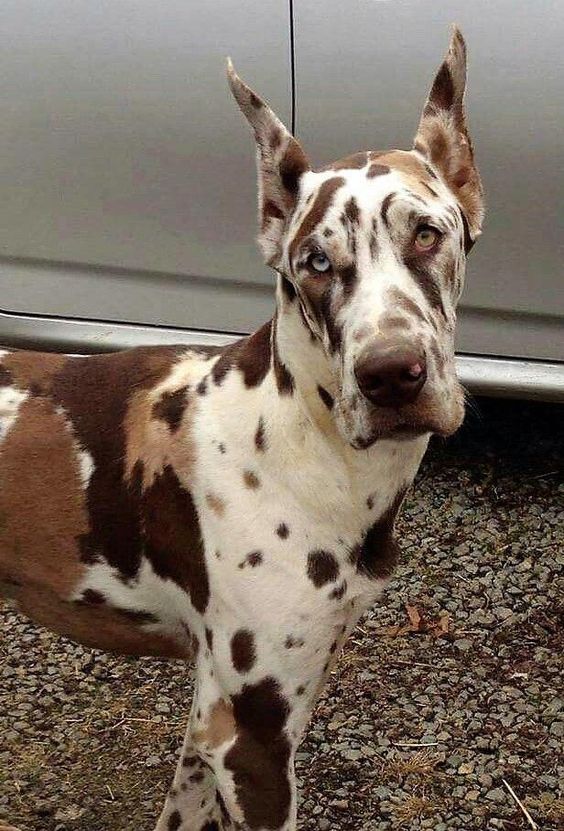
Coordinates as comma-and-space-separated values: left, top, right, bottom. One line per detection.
0, 29, 483, 831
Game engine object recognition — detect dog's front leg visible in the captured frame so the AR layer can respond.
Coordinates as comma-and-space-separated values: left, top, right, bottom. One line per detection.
154, 695, 229, 831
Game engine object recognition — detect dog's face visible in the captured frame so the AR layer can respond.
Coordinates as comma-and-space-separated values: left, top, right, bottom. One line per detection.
229, 28, 484, 448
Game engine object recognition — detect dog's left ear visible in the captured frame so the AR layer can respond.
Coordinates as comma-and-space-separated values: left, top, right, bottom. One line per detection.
227, 59, 310, 267
413, 28, 484, 248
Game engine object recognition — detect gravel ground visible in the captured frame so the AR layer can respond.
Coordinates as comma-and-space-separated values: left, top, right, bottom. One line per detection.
1, 398, 563, 831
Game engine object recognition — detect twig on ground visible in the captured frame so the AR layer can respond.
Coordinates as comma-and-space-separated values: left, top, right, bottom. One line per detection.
502, 778, 538, 830
392, 741, 439, 748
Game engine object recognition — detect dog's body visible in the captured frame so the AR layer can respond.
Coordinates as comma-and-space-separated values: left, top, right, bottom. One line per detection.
0, 29, 483, 831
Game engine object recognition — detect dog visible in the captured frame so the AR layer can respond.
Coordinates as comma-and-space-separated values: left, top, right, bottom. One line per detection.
0, 27, 483, 831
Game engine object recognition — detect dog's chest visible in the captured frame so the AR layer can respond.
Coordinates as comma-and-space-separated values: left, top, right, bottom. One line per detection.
190, 387, 427, 627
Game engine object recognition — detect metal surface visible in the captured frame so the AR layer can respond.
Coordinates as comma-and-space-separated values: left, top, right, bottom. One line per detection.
2, 310, 562, 402
0, 0, 289, 333
293, 0, 564, 362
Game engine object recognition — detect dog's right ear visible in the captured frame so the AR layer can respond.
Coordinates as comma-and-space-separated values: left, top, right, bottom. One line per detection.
227, 59, 310, 267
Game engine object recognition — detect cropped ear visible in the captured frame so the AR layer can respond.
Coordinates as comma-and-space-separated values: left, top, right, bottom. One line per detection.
227, 59, 310, 267
413, 28, 484, 247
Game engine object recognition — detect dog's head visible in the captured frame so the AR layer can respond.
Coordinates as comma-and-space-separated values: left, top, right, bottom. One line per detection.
228, 28, 484, 449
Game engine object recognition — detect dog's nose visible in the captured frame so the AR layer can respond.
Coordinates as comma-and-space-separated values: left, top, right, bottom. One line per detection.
354, 346, 427, 408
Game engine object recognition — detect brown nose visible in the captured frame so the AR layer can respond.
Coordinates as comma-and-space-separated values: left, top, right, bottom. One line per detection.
355, 346, 427, 408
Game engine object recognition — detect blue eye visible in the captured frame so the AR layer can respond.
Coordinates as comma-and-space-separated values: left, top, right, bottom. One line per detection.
308, 252, 331, 273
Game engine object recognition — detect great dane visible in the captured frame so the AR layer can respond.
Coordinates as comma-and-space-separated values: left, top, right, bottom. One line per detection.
0, 27, 483, 831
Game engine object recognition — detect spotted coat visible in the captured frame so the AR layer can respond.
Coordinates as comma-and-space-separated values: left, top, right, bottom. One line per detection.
0, 27, 483, 831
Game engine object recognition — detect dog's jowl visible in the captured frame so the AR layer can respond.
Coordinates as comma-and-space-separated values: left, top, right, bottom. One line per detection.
0, 28, 483, 831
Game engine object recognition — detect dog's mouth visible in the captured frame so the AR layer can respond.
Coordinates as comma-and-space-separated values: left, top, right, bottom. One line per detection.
336, 384, 466, 449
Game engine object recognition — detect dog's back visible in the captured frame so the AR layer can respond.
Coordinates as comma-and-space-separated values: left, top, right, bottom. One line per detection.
0, 344, 213, 658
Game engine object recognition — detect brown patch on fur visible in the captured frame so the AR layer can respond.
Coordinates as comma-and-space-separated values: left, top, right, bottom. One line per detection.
317, 385, 334, 410
279, 138, 309, 200
356, 489, 407, 578
326, 152, 368, 171
367, 163, 390, 178
238, 550, 263, 569
271, 317, 295, 396
231, 629, 257, 673
206, 493, 226, 517
224, 678, 291, 829
243, 470, 260, 489
2, 352, 68, 396
0, 397, 89, 596
151, 386, 189, 433
289, 177, 345, 261
262, 199, 285, 231
212, 323, 272, 389
141, 464, 210, 614
276, 523, 289, 540
307, 550, 339, 588
193, 699, 237, 750
0, 363, 13, 386
255, 417, 266, 452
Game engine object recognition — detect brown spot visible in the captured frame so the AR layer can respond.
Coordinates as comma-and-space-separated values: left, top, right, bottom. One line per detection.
231, 629, 257, 673
279, 137, 309, 199
322, 227, 333, 237
284, 635, 304, 649
380, 192, 396, 229
206, 492, 226, 517
205, 627, 213, 651
238, 550, 263, 569
196, 376, 208, 395
367, 163, 390, 178
402, 249, 446, 315
344, 196, 360, 225
255, 417, 266, 452
0, 364, 13, 386
276, 523, 289, 540
217, 442, 226, 454
307, 550, 339, 588
151, 386, 189, 432
212, 323, 272, 389
357, 489, 407, 578
272, 317, 294, 396
141, 464, 210, 614
81, 589, 105, 605
262, 199, 284, 230
327, 151, 368, 171
270, 126, 282, 149
289, 177, 345, 261
376, 150, 430, 181
168, 810, 182, 831
329, 581, 347, 601
366, 494, 375, 510
224, 678, 291, 829
193, 699, 236, 750
243, 470, 260, 490
296, 685, 306, 696
317, 385, 334, 410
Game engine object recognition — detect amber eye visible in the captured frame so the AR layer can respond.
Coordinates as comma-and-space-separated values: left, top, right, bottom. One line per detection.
415, 225, 440, 251
308, 251, 332, 273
